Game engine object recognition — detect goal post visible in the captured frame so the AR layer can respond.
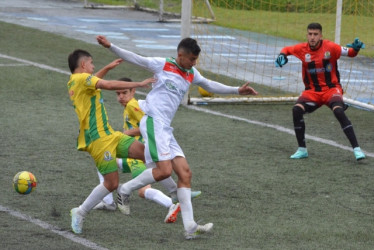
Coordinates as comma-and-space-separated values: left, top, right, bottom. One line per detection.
81, 0, 373, 110
188, 0, 373, 110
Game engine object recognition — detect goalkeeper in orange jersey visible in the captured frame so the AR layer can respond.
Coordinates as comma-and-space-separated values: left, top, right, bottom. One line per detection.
275, 22, 366, 161
94, 77, 201, 223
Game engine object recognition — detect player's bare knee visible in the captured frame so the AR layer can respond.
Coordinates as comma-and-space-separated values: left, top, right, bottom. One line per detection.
103, 171, 119, 191
158, 168, 173, 180
104, 181, 118, 192
178, 167, 192, 184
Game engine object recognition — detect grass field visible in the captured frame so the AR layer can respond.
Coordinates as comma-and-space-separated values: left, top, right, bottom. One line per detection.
1, 21, 374, 250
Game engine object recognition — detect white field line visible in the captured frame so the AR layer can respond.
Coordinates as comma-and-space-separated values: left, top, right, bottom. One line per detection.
1, 52, 373, 159
0, 205, 108, 250
186, 105, 374, 158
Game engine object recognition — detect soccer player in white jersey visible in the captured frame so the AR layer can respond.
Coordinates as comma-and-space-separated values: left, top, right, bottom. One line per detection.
94, 77, 200, 223
97, 35, 258, 239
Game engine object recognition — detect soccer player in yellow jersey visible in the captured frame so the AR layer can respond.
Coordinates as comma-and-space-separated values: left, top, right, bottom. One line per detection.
67, 49, 155, 234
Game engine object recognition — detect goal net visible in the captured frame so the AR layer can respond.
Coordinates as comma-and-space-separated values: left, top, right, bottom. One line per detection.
83, 0, 374, 110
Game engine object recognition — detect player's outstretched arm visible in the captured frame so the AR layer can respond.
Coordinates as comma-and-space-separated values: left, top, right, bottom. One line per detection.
95, 58, 123, 78
97, 35, 151, 70
238, 82, 258, 96
97, 35, 111, 48
96, 77, 155, 90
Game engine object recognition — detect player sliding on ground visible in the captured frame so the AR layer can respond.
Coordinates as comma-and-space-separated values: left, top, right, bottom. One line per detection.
275, 22, 366, 161
97, 35, 258, 239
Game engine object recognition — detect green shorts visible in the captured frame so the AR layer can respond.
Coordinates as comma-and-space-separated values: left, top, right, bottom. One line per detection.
86, 131, 135, 175
120, 158, 146, 178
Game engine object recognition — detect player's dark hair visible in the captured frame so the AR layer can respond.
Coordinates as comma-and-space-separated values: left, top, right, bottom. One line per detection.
307, 23, 322, 32
177, 38, 201, 56
118, 77, 132, 82
68, 49, 92, 73
117, 77, 134, 90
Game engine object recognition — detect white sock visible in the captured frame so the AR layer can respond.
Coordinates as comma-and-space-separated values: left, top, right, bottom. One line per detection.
116, 158, 123, 171
97, 170, 114, 204
178, 187, 197, 232
79, 183, 110, 216
120, 168, 155, 195
144, 188, 173, 208
102, 193, 114, 204
159, 176, 178, 195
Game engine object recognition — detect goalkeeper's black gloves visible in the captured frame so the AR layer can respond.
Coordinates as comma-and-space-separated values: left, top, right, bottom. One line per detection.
275, 53, 288, 67
346, 38, 365, 51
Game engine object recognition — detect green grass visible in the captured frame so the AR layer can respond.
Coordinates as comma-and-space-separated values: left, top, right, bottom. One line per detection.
1, 21, 374, 250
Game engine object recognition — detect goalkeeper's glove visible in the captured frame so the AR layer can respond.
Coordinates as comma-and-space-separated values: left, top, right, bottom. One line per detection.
275, 53, 288, 67
346, 38, 365, 51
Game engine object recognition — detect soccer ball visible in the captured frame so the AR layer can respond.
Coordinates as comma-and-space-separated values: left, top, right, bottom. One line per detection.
198, 86, 214, 97
13, 171, 37, 195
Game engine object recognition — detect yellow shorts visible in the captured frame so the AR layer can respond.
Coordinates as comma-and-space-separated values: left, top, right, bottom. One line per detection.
86, 131, 135, 175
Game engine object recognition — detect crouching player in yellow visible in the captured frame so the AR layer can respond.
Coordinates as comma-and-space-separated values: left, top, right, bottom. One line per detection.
94, 77, 201, 223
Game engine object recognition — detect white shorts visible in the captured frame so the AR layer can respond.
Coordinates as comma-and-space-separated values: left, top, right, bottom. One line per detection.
140, 115, 185, 164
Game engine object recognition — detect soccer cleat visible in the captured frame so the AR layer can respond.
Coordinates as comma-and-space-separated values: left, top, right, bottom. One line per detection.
93, 201, 116, 211
70, 207, 84, 234
172, 190, 202, 204
353, 147, 366, 161
117, 193, 130, 215
164, 203, 181, 223
290, 147, 308, 159
185, 223, 214, 240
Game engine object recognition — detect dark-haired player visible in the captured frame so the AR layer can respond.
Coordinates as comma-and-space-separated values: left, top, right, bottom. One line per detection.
67, 49, 155, 234
275, 22, 365, 161
97, 35, 258, 239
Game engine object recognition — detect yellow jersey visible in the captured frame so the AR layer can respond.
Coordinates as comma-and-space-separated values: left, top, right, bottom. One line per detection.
67, 73, 114, 150
123, 97, 145, 143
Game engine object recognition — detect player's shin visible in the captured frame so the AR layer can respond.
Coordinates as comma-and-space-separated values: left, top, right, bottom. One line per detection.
333, 107, 359, 148
177, 187, 197, 231
159, 176, 178, 198
119, 168, 156, 195
144, 188, 173, 208
80, 183, 111, 215
293, 105, 306, 147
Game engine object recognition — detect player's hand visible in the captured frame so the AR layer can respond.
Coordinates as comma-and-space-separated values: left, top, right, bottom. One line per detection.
238, 82, 258, 96
346, 38, 365, 51
106, 58, 123, 70
97, 35, 111, 48
139, 77, 156, 88
275, 53, 288, 67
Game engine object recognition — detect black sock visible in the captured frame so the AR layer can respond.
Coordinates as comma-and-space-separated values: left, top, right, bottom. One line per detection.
333, 107, 359, 148
293, 106, 306, 148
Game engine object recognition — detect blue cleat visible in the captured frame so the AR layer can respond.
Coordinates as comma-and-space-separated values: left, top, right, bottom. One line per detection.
290, 147, 308, 159
172, 190, 202, 204
353, 147, 365, 161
